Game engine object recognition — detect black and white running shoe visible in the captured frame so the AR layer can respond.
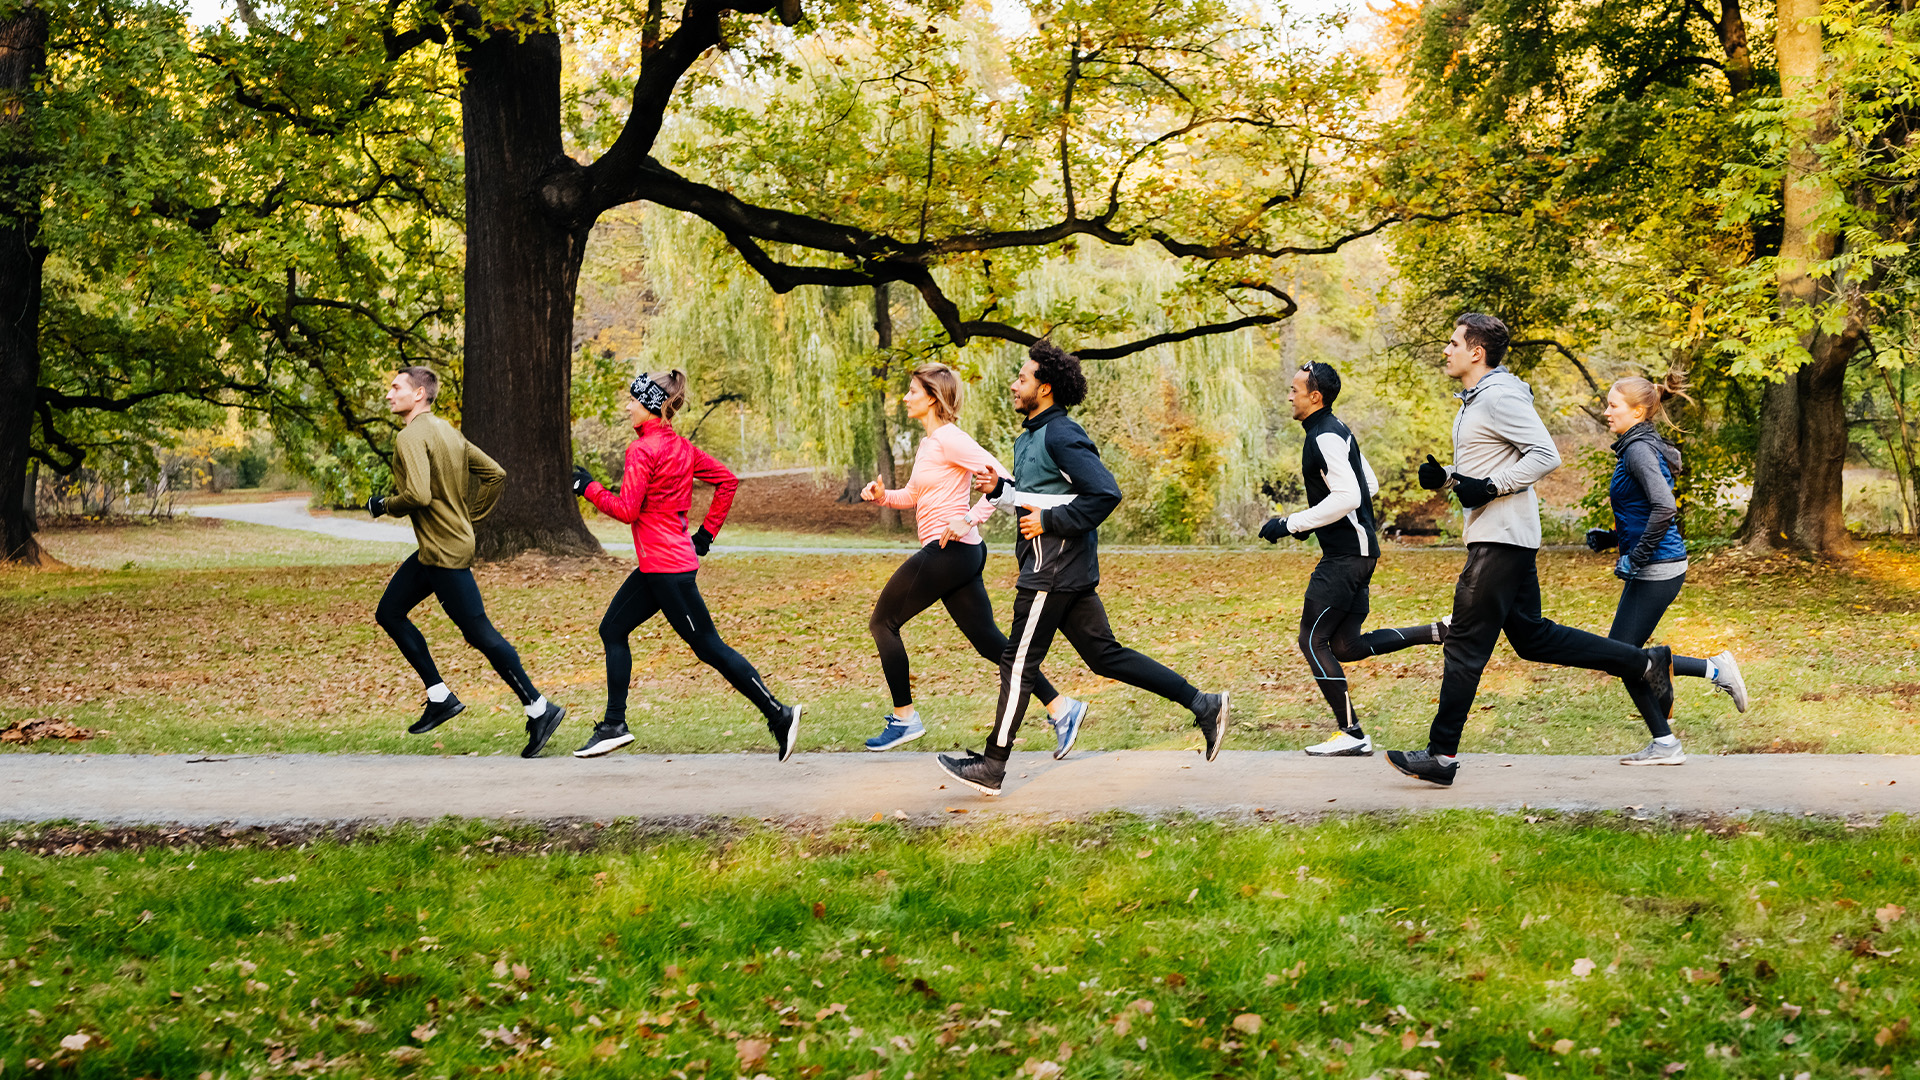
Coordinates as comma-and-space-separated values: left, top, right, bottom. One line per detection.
409, 694, 465, 735
769, 703, 802, 762
1386, 748, 1458, 786
937, 750, 1006, 796
573, 720, 635, 758
1643, 645, 1675, 718
520, 703, 566, 759
1193, 691, 1230, 761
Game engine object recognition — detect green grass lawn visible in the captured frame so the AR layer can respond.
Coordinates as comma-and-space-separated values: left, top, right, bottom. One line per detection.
3, 814, 1916, 1077
4, 520, 1919, 758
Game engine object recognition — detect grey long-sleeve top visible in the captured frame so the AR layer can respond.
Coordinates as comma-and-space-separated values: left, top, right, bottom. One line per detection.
1445, 368, 1560, 549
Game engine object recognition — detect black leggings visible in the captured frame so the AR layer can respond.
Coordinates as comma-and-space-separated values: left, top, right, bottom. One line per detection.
1607, 573, 1710, 678
986, 588, 1198, 762
869, 541, 1058, 709
376, 553, 540, 705
600, 569, 784, 724
1429, 543, 1666, 755
1298, 599, 1443, 734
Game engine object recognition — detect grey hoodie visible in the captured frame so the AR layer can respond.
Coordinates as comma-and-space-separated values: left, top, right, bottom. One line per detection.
1446, 367, 1560, 549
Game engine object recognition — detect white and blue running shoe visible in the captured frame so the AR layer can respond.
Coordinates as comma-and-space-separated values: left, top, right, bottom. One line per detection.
865, 711, 926, 751
1049, 698, 1088, 759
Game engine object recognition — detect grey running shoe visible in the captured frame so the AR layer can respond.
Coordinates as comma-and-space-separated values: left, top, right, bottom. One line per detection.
1386, 748, 1458, 786
1193, 691, 1231, 761
1435, 614, 1452, 647
1709, 651, 1749, 713
1305, 730, 1373, 757
573, 720, 634, 758
1643, 645, 1675, 718
409, 694, 465, 735
937, 750, 1006, 796
1050, 698, 1088, 760
520, 703, 566, 759
865, 712, 926, 751
1620, 739, 1687, 765
769, 704, 802, 762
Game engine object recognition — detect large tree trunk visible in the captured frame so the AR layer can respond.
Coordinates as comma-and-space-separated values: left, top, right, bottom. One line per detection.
459, 22, 601, 560
870, 284, 900, 532
0, 6, 48, 565
1739, 0, 1861, 556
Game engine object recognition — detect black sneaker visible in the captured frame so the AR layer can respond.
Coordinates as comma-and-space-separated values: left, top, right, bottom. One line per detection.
937, 750, 1006, 796
520, 703, 566, 759
768, 704, 802, 762
409, 694, 465, 735
1643, 645, 1675, 719
1386, 748, 1458, 786
573, 720, 634, 758
1192, 691, 1231, 761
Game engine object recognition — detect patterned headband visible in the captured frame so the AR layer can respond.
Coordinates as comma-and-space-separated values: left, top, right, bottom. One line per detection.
630, 373, 669, 416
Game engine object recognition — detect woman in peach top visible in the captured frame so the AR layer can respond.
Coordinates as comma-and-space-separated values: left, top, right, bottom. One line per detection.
859, 364, 1085, 754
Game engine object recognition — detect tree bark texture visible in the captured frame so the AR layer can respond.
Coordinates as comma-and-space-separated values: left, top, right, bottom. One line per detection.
458, 23, 601, 559
871, 284, 900, 532
0, 6, 48, 565
1739, 0, 1859, 555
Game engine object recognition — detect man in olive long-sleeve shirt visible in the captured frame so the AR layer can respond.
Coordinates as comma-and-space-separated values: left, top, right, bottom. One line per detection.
369, 367, 566, 758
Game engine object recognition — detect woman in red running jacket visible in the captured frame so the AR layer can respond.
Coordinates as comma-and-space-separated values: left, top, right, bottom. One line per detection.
570, 371, 801, 760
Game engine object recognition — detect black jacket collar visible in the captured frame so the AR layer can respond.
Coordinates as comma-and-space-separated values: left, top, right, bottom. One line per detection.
1021, 405, 1068, 431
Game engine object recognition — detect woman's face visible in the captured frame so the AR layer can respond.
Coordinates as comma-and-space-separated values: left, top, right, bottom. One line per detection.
1603, 388, 1644, 435
903, 378, 934, 422
625, 394, 649, 428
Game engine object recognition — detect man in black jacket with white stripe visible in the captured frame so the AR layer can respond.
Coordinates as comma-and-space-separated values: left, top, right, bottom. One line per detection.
1261, 363, 1447, 756
937, 341, 1231, 796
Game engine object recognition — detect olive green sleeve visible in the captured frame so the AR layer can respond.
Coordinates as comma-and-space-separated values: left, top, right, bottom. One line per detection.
466, 443, 506, 522
383, 425, 433, 515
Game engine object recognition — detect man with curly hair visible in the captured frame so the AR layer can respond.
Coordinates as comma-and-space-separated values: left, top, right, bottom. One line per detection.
938, 342, 1231, 796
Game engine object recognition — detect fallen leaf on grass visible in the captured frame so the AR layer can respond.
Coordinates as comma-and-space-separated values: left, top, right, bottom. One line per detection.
386, 1046, 426, 1065
0, 718, 97, 745
1552, 1038, 1575, 1055
1232, 1013, 1263, 1035
1664, 1064, 1687, 1075
1877, 903, 1906, 926
736, 1037, 772, 1069
59, 1033, 91, 1052
1571, 958, 1596, 977
410, 1024, 437, 1042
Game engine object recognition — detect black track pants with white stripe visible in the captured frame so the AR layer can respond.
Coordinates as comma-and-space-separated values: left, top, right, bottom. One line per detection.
985, 588, 1199, 762
1298, 599, 1445, 734
599, 569, 784, 724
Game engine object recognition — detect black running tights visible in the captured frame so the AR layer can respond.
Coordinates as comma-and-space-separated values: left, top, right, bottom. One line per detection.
869, 541, 1057, 709
600, 569, 783, 724
1607, 573, 1710, 678
1298, 600, 1442, 735
376, 553, 540, 705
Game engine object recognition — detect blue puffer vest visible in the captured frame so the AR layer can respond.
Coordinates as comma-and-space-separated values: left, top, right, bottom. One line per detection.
1609, 424, 1688, 564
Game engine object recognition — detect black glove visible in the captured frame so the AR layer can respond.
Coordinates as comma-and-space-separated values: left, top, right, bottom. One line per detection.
1614, 553, 1639, 581
1585, 527, 1618, 553
691, 527, 713, 557
1259, 516, 1290, 543
1418, 454, 1449, 491
367, 495, 386, 518
1452, 474, 1498, 509
571, 465, 594, 497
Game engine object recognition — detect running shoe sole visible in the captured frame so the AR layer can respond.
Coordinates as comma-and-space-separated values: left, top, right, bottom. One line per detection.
573, 732, 635, 758
520, 704, 566, 759
937, 755, 1003, 796
1710, 651, 1750, 713
776, 704, 802, 762
1620, 752, 1688, 765
865, 725, 925, 752
408, 701, 465, 735
1305, 740, 1373, 757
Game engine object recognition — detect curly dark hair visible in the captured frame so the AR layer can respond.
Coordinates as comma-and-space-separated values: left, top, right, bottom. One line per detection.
1028, 339, 1088, 409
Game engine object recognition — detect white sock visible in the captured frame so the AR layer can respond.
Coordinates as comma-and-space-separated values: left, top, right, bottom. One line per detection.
1654, 734, 1680, 746
1704, 662, 1719, 681
1436, 753, 1458, 764
525, 696, 548, 719
425, 682, 451, 703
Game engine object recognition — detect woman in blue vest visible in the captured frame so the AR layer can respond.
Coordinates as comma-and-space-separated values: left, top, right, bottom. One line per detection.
1587, 374, 1750, 764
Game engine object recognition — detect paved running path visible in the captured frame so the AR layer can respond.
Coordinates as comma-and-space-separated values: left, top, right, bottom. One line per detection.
2, 751, 1912, 826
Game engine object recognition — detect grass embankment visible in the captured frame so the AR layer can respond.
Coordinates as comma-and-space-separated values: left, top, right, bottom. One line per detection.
3, 815, 1915, 1077
4, 520, 1919, 758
